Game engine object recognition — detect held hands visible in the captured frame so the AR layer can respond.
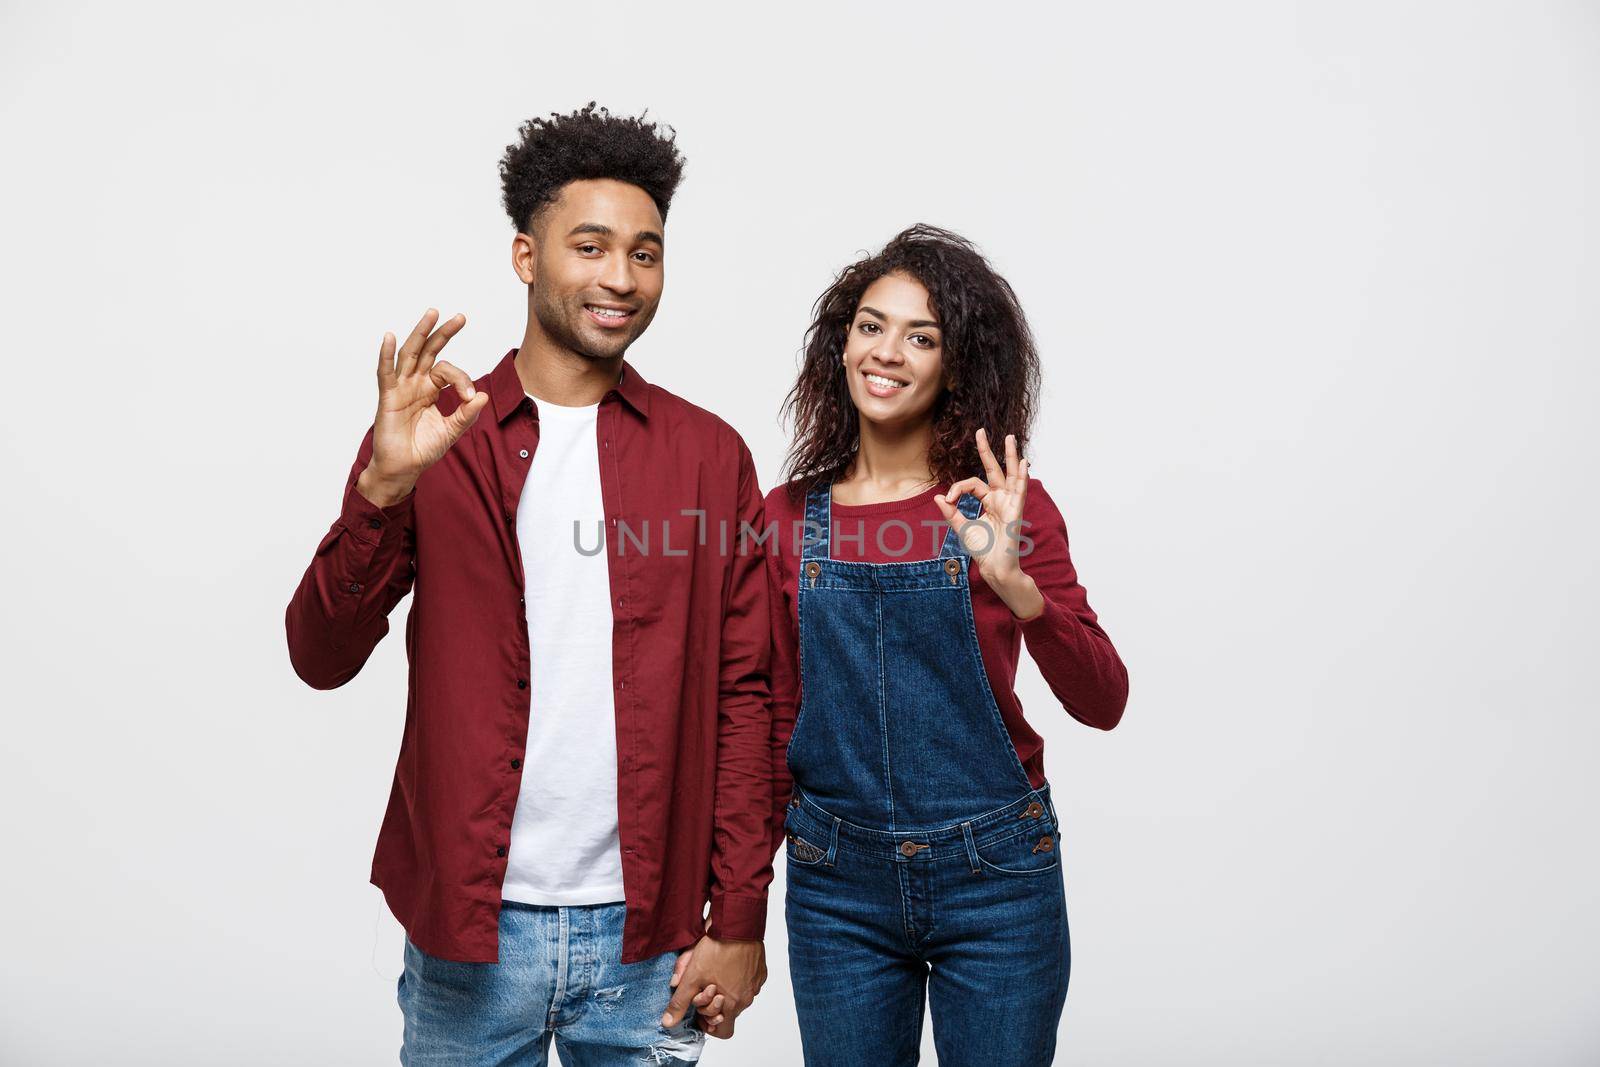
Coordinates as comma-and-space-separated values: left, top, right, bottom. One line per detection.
662, 924, 767, 1040
355, 308, 490, 508
934, 428, 1046, 622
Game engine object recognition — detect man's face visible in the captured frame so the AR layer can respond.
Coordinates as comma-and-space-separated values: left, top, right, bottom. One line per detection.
519, 178, 665, 360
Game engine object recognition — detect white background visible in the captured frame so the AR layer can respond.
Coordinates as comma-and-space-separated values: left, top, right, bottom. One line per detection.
2, 2, 1595, 1063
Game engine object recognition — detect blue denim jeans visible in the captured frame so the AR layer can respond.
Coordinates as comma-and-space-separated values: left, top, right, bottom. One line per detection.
397, 900, 705, 1065
783, 789, 1070, 1066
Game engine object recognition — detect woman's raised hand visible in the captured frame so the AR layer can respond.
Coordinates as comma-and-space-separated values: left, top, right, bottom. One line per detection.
356, 308, 490, 507
935, 428, 1044, 619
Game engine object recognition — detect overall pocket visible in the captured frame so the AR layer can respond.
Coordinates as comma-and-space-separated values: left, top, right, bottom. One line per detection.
974, 824, 1061, 877
782, 808, 829, 867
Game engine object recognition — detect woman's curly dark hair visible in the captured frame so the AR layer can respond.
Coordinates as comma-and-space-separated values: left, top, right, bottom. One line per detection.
499, 102, 686, 234
779, 223, 1042, 500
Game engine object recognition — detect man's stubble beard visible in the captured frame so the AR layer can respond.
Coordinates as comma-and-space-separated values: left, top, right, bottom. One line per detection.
531, 283, 650, 362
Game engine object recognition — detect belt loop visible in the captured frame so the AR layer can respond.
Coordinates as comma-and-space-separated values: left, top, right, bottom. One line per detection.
961, 821, 980, 874
825, 817, 841, 866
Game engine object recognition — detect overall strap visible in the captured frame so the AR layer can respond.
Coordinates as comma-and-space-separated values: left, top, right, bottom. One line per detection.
939, 491, 985, 559
801, 478, 832, 561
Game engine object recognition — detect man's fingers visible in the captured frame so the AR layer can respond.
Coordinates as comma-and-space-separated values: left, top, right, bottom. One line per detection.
661, 979, 697, 1028
428, 359, 477, 402
443, 391, 489, 443
415, 313, 466, 376
396, 309, 439, 377
377, 332, 398, 388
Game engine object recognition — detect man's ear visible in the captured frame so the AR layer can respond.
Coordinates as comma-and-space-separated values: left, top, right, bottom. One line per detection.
511, 230, 539, 286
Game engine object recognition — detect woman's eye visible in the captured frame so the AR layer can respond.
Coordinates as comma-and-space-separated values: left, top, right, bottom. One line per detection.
858, 321, 879, 334
911, 334, 936, 347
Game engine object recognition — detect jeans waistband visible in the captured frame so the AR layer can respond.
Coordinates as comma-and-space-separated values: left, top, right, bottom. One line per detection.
786, 783, 1057, 860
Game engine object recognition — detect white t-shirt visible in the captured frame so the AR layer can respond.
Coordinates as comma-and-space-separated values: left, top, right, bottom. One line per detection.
500, 395, 625, 906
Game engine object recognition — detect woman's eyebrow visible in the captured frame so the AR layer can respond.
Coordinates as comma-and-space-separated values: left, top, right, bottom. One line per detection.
858, 305, 939, 329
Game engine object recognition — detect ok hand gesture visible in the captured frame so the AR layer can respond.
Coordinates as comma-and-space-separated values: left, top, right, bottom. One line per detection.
934, 428, 1045, 621
356, 308, 489, 507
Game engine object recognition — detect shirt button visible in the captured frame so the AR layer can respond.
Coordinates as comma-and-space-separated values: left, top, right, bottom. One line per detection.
519, 449, 529, 459
510, 758, 522, 770
347, 582, 361, 593
496, 846, 507, 857
603, 440, 610, 449
367, 518, 382, 530
516, 678, 527, 689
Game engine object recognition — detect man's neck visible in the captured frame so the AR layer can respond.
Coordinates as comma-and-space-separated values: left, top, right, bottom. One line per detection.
514, 331, 623, 408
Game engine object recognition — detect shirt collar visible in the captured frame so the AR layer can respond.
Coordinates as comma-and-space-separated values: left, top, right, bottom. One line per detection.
489, 347, 652, 424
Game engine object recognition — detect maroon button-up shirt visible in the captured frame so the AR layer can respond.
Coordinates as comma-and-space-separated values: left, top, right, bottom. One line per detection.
285, 348, 773, 964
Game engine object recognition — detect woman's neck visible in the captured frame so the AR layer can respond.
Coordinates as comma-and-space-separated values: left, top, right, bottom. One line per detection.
836, 417, 939, 505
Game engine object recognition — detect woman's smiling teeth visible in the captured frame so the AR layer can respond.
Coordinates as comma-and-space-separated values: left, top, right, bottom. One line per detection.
863, 370, 909, 398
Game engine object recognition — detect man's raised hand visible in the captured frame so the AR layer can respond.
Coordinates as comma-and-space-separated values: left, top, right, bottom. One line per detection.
356, 308, 489, 507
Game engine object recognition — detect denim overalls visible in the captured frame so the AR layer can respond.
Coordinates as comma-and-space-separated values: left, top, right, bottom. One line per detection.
782, 478, 1071, 1067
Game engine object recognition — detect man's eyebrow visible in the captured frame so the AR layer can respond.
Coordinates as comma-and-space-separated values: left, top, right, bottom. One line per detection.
857, 305, 940, 329
567, 222, 664, 246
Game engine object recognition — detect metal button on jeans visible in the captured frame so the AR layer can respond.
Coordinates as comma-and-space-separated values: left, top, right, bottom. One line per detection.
899, 841, 919, 858
804, 561, 821, 579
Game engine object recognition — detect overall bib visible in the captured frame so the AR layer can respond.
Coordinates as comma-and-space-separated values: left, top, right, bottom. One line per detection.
782, 479, 1071, 1067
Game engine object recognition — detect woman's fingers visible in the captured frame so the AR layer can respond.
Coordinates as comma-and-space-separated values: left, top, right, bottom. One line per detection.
1004, 433, 1020, 486
670, 949, 693, 989
976, 427, 1005, 487
943, 476, 989, 506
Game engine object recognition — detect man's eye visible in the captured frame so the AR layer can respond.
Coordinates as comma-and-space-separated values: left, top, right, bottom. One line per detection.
633, 251, 656, 264
578, 244, 600, 254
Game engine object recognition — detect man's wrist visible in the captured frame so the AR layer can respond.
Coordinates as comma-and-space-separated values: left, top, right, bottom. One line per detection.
356, 464, 417, 508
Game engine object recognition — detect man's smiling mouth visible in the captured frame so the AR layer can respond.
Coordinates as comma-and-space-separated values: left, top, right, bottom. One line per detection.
585, 304, 636, 327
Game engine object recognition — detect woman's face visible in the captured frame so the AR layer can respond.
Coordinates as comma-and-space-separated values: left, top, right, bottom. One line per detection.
841, 271, 946, 428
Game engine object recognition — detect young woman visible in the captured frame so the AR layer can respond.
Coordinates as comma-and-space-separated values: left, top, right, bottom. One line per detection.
763, 224, 1129, 1065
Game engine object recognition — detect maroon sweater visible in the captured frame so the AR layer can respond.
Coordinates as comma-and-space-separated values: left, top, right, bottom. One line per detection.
763, 477, 1129, 845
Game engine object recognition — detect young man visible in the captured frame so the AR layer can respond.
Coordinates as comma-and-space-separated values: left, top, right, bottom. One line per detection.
285, 103, 770, 1063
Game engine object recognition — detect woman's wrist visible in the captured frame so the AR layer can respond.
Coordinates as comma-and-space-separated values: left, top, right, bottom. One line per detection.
988, 570, 1045, 622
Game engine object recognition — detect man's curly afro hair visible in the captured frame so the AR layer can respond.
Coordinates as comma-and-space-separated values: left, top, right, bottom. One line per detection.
499, 102, 686, 236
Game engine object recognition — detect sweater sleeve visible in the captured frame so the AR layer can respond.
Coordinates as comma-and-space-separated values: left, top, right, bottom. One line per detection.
765, 490, 801, 858
1012, 478, 1129, 730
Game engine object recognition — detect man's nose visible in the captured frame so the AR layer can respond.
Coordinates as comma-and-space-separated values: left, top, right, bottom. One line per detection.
598, 256, 637, 295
